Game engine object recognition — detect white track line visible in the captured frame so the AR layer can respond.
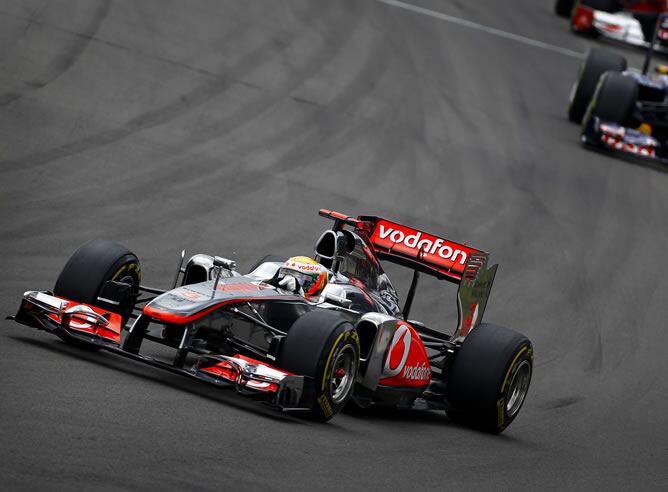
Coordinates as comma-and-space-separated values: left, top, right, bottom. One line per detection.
378, 0, 584, 59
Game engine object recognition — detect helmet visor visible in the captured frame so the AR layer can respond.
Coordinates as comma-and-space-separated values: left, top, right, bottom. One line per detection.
279, 268, 318, 292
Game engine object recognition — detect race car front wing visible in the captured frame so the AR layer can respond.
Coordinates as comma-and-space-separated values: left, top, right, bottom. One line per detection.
581, 115, 667, 163
8, 290, 313, 413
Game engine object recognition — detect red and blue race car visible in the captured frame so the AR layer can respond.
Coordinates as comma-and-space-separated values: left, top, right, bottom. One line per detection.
9, 210, 533, 433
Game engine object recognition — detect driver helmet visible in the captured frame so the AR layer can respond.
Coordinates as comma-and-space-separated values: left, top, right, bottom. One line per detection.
279, 256, 328, 300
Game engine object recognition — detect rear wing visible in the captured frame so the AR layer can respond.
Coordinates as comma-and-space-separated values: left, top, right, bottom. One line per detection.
319, 209, 497, 337
363, 216, 485, 283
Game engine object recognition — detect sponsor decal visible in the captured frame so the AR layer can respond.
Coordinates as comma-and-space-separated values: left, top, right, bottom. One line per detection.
600, 123, 625, 138
371, 219, 481, 276
599, 21, 622, 32
180, 289, 203, 300
216, 282, 259, 292
382, 325, 412, 378
601, 134, 656, 157
283, 261, 325, 273
401, 362, 431, 381
317, 394, 333, 418
458, 303, 479, 338
382, 324, 432, 382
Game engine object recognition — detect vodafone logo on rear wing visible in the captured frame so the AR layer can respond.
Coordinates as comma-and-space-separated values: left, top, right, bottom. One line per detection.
368, 219, 483, 279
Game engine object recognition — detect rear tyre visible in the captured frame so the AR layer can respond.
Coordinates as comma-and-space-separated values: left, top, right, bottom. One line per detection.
445, 323, 533, 433
580, 0, 620, 12
555, 0, 575, 17
569, 48, 626, 123
278, 310, 360, 421
54, 239, 141, 349
584, 72, 638, 126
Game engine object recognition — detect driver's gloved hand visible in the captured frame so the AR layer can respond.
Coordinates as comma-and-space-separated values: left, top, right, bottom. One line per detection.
278, 274, 299, 293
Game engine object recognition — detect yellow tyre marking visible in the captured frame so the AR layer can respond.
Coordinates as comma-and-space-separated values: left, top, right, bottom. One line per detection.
501, 345, 529, 393
317, 394, 334, 418
112, 262, 140, 281
497, 398, 505, 429
321, 332, 347, 392
497, 345, 530, 430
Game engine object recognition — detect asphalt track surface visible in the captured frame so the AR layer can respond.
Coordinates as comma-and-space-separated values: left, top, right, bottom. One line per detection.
1, 1, 667, 490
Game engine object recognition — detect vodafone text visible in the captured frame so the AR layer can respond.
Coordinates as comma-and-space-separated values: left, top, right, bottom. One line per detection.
377, 225, 468, 264
402, 363, 431, 381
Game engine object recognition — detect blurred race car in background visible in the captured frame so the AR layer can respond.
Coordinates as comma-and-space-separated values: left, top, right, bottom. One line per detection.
567, 13, 668, 163
8, 210, 533, 433
555, 0, 668, 52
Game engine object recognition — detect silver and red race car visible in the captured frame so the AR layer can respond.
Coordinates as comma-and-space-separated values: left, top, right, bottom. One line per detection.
556, 1, 668, 52
8, 209, 533, 433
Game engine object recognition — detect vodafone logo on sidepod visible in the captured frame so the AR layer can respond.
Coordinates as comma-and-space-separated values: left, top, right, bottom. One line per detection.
383, 325, 412, 378
382, 325, 432, 382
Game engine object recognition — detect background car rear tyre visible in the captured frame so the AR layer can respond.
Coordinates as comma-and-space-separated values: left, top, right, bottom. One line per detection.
445, 323, 533, 433
569, 48, 626, 123
278, 310, 360, 422
54, 239, 141, 349
580, 0, 620, 12
555, 0, 575, 17
584, 72, 638, 126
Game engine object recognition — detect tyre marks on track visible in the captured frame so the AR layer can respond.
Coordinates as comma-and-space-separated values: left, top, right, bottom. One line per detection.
0, 2, 370, 239
0, 3, 335, 172
0, 0, 112, 107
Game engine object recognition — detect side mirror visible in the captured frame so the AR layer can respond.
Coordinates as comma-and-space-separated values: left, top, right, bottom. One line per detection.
213, 256, 236, 271
324, 292, 353, 309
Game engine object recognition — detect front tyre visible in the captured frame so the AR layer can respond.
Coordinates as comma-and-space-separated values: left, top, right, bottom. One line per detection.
278, 310, 360, 421
445, 323, 533, 433
568, 48, 626, 123
583, 71, 637, 127
554, 0, 575, 17
54, 239, 141, 349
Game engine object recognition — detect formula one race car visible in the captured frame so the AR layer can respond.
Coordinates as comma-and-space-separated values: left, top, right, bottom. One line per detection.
556, 0, 668, 53
8, 210, 533, 433
568, 15, 668, 163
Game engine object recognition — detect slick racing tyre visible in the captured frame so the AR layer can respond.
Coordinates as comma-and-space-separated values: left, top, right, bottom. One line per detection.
445, 323, 533, 433
569, 48, 626, 123
584, 72, 638, 126
278, 310, 360, 422
54, 239, 141, 349
554, 0, 575, 17
580, 0, 620, 12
